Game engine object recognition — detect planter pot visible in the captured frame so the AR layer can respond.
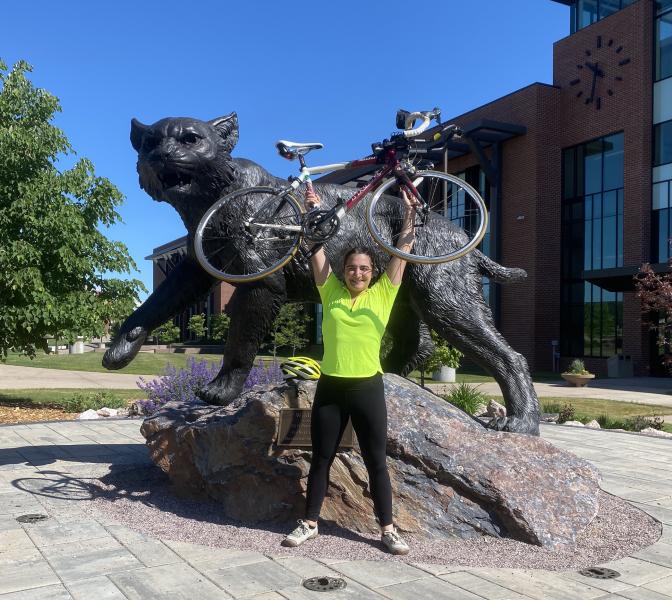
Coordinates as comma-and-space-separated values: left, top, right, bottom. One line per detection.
432, 366, 456, 383
561, 373, 595, 387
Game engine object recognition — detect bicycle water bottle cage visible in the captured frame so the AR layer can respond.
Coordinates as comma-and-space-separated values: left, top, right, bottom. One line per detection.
276, 140, 324, 161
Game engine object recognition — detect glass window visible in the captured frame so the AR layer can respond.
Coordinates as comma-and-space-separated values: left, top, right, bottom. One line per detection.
603, 134, 624, 190
657, 13, 672, 81
599, 0, 620, 19
654, 180, 672, 261
561, 133, 624, 357
579, 0, 599, 28
585, 140, 603, 195
653, 181, 669, 210
654, 120, 672, 166
658, 0, 672, 16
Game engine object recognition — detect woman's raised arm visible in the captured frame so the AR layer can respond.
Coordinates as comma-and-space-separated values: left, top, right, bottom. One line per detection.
305, 188, 332, 286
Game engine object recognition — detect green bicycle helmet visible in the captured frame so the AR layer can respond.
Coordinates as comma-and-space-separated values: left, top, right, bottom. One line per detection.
280, 356, 321, 380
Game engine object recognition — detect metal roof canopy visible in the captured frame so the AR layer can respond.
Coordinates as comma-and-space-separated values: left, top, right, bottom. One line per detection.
582, 263, 672, 292
315, 118, 526, 187
145, 235, 187, 261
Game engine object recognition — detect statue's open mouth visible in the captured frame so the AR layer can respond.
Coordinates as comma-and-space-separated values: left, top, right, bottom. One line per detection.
159, 170, 192, 191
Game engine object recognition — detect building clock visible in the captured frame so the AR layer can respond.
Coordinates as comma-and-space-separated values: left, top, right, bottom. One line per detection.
568, 35, 631, 110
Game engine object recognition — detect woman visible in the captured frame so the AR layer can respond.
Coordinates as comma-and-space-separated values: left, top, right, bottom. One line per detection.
282, 186, 418, 555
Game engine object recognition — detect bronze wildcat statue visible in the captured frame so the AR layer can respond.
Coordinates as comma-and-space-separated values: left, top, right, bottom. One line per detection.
103, 113, 541, 435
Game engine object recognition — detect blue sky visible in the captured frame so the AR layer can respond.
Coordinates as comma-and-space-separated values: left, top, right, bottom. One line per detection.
3, 0, 568, 300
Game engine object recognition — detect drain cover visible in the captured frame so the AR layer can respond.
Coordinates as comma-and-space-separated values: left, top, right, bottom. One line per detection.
579, 567, 621, 580
303, 576, 347, 592
16, 513, 49, 524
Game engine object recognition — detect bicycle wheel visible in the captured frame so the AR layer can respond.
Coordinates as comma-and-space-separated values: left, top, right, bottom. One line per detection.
365, 170, 488, 264
194, 186, 303, 283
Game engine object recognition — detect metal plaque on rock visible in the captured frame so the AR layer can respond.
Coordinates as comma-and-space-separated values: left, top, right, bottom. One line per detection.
277, 408, 354, 448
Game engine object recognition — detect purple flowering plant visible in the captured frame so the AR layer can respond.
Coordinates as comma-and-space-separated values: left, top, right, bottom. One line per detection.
136, 357, 283, 415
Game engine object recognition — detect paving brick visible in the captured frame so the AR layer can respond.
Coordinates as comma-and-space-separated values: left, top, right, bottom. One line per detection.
613, 584, 672, 598
39, 535, 142, 583
643, 576, 672, 596
106, 525, 182, 567
331, 560, 428, 589
0, 583, 73, 599
441, 570, 545, 599
0, 546, 60, 595
597, 558, 672, 587
269, 579, 384, 600
109, 562, 228, 599
469, 567, 606, 599
270, 556, 342, 579
0, 527, 36, 551
66, 575, 130, 599
632, 543, 672, 570
162, 539, 268, 572
409, 562, 460, 576
378, 576, 484, 599
25, 519, 110, 547
203, 560, 302, 598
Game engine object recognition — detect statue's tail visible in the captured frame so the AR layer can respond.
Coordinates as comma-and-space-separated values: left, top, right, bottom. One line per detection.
475, 250, 526, 283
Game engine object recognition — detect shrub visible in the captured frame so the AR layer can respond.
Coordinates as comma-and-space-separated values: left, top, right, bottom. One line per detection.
444, 383, 489, 415
424, 331, 463, 372
244, 360, 284, 388
557, 403, 575, 424
624, 415, 665, 431
187, 314, 207, 341
60, 391, 128, 413
136, 357, 284, 414
211, 313, 231, 342
565, 359, 590, 375
151, 320, 181, 344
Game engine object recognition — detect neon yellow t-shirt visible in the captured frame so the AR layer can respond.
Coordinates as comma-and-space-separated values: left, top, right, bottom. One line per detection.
317, 272, 401, 377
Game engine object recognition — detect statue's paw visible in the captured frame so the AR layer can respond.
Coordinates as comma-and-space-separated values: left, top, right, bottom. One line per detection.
487, 415, 540, 436
102, 327, 148, 370
197, 381, 239, 406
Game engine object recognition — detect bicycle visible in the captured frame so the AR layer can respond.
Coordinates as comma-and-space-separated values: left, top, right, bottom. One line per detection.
194, 108, 488, 283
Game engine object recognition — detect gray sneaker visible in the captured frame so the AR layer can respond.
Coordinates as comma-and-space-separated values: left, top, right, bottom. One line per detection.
381, 528, 409, 555
282, 520, 318, 547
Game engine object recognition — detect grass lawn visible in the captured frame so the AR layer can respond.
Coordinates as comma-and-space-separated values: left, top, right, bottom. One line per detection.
487, 395, 672, 433
0, 388, 146, 408
4, 351, 225, 375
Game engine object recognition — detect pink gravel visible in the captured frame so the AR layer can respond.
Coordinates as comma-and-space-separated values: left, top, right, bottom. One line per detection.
82, 465, 661, 570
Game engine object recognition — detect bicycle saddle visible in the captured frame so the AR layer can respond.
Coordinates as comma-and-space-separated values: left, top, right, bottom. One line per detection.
276, 140, 324, 160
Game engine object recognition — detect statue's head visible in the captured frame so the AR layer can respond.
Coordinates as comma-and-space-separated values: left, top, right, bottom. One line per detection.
130, 113, 238, 216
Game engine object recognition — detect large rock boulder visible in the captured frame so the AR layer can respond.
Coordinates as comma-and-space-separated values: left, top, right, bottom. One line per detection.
140, 375, 600, 548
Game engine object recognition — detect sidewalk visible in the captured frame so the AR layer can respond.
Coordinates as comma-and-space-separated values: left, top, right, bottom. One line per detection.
0, 365, 157, 390
427, 377, 672, 408
4, 363, 672, 407
0, 420, 670, 599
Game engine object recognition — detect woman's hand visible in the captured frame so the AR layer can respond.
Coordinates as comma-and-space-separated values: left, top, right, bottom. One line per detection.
305, 188, 321, 211
400, 188, 422, 214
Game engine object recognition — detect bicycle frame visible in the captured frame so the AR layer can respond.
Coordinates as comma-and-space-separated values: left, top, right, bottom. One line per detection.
290, 149, 422, 215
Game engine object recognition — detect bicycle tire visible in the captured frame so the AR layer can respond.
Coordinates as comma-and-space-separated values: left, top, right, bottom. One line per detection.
365, 170, 488, 264
194, 186, 303, 283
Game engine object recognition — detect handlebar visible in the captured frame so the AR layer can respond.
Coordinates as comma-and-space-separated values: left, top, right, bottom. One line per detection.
397, 107, 441, 138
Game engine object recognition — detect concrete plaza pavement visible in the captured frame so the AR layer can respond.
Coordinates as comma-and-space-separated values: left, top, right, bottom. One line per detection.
0, 419, 671, 599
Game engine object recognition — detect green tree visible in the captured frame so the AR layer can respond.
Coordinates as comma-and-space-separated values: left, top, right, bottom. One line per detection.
269, 303, 310, 357
210, 313, 231, 343
0, 60, 145, 359
151, 320, 180, 344
187, 313, 207, 341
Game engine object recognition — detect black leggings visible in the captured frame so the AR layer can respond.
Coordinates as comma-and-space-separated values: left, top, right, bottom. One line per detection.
305, 373, 393, 526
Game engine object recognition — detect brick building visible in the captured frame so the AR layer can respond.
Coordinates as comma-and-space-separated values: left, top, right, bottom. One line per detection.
148, 0, 672, 374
